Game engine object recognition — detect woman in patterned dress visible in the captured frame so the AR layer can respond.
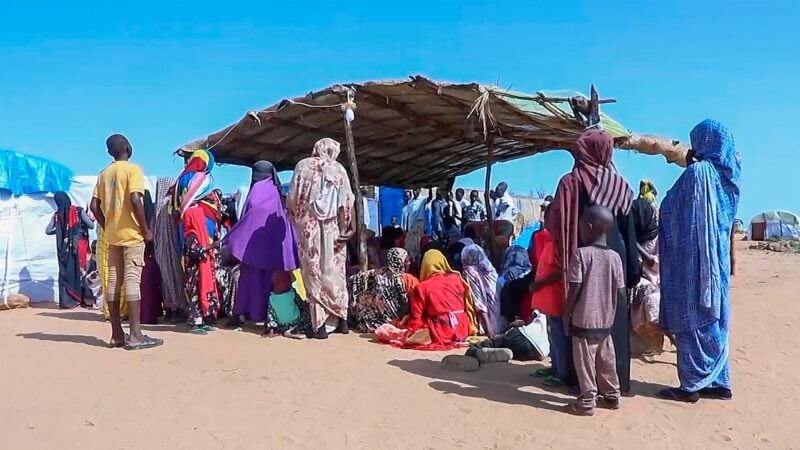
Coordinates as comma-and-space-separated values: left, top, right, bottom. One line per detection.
287, 138, 356, 339
348, 248, 418, 333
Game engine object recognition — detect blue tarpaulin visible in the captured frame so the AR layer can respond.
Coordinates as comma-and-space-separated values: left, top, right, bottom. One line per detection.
379, 186, 405, 229
0, 149, 73, 195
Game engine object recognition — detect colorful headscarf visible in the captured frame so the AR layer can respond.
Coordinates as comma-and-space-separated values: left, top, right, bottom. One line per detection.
173, 149, 216, 217
639, 179, 657, 204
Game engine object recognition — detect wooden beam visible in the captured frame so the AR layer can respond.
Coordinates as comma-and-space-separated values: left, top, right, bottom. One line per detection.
341, 91, 368, 271
483, 135, 496, 256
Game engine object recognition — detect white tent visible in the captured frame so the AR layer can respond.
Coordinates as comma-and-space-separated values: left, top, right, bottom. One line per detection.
748, 210, 800, 241
0, 175, 157, 304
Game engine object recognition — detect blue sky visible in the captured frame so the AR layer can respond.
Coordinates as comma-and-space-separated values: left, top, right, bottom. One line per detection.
1, 0, 797, 221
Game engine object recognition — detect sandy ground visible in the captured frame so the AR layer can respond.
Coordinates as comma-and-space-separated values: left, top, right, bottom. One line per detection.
1, 243, 798, 450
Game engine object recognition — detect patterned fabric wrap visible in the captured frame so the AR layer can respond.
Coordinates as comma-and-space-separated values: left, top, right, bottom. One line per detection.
348, 248, 410, 332
173, 149, 217, 218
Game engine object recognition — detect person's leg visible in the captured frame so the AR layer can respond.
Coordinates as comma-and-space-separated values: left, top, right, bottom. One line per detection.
544, 317, 576, 388
611, 290, 631, 394
503, 327, 538, 361
123, 243, 144, 341
123, 243, 161, 348
572, 336, 598, 412
106, 245, 125, 345
595, 334, 621, 408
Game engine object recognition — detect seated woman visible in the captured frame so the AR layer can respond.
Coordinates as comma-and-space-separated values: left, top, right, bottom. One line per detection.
497, 245, 532, 300
348, 248, 418, 333
264, 271, 311, 338
461, 244, 502, 336
397, 250, 478, 350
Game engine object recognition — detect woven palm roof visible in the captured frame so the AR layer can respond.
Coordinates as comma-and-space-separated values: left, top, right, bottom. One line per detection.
179, 76, 633, 187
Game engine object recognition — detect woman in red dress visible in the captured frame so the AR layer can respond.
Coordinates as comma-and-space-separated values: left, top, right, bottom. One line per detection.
402, 250, 478, 350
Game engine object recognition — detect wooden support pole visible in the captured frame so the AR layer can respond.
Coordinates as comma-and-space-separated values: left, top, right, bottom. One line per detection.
341, 89, 368, 271
483, 136, 499, 264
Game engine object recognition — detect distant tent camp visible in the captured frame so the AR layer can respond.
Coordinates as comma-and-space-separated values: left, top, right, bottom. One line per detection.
748, 210, 800, 241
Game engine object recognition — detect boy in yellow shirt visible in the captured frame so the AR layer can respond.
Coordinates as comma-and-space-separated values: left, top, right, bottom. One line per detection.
91, 134, 163, 350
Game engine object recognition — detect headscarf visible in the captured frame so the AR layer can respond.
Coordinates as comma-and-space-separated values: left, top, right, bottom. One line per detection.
251, 160, 284, 207
550, 129, 633, 268
420, 249, 458, 281
639, 179, 657, 205
173, 149, 216, 217
461, 244, 499, 332
311, 138, 346, 220
632, 179, 659, 243
501, 245, 532, 282
53, 192, 71, 237
659, 119, 741, 334
461, 244, 497, 277
252, 160, 281, 186
386, 247, 408, 274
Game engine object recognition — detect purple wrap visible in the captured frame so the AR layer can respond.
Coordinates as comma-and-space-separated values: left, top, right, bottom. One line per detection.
223, 178, 299, 321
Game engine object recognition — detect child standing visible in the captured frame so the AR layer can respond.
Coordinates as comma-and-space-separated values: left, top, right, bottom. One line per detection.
564, 205, 625, 416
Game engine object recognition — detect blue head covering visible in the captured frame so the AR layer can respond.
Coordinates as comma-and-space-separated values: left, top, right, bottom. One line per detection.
659, 119, 741, 334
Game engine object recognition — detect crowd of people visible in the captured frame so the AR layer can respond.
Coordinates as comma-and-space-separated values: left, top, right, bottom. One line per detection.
46, 119, 740, 416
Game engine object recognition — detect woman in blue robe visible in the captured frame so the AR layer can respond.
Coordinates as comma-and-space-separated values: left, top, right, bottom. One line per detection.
658, 119, 741, 402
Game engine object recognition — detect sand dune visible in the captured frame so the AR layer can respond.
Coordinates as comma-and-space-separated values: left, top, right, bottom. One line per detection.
1, 243, 796, 449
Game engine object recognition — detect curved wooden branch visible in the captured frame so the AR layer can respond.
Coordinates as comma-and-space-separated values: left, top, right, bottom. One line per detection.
617, 134, 688, 168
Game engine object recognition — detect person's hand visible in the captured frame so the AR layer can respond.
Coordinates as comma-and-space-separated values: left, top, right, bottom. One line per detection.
143, 229, 154, 243
643, 254, 656, 268
510, 319, 525, 328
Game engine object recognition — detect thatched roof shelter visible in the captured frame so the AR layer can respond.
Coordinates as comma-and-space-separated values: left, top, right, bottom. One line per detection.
179, 76, 685, 187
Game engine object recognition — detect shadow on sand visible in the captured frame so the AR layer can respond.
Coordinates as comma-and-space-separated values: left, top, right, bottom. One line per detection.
388, 358, 569, 412
17, 332, 108, 348
38, 311, 105, 322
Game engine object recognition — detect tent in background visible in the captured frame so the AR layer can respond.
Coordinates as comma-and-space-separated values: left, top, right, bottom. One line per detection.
0, 148, 158, 304
748, 210, 800, 241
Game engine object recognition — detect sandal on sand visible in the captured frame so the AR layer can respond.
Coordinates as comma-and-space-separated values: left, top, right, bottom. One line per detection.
564, 403, 594, 416
699, 387, 733, 400
124, 336, 164, 351
542, 375, 565, 387
658, 388, 699, 403
596, 396, 621, 410
441, 355, 480, 372
531, 367, 556, 378
475, 348, 513, 364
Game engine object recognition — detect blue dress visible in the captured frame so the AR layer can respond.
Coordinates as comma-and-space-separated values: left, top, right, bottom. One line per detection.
659, 120, 741, 392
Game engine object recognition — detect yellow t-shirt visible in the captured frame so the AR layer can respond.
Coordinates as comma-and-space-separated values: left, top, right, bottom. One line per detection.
93, 161, 146, 246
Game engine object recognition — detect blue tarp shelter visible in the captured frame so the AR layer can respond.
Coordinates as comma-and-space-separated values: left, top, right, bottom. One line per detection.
0, 148, 73, 195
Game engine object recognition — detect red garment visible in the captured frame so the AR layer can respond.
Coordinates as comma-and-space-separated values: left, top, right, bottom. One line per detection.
182, 206, 218, 318
531, 231, 564, 317
402, 272, 471, 350
67, 206, 90, 270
